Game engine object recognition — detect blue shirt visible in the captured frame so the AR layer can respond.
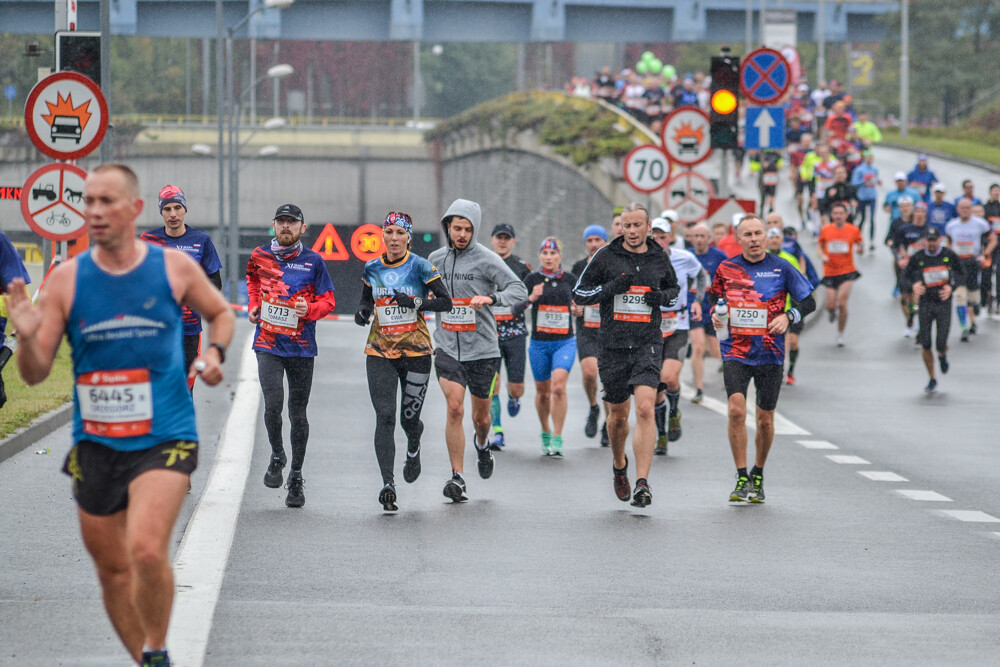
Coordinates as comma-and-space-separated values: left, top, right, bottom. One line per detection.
906, 167, 937, 201
850, 163, 880, 202
927, 200, 956, 233
884, 187, 922, 220
362, 251, 441, 358
141, 226, 222, 336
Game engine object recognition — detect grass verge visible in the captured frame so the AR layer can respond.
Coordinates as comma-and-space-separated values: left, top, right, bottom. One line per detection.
882, 128, 1000, 172
0, 340, 73, 439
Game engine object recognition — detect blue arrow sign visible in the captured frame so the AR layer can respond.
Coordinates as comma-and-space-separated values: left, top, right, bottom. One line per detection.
744, 107, 786, 150
3, 85, 15, 101
740, 48, 790, 105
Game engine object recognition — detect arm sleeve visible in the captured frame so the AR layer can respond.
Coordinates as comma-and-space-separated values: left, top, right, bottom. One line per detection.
572, 248, 607, 305
358, 281, 374, 311
792, 294, 817, 319
900, 257, 919, 291
655, 259, 680, 307
694, 268, 709, 302
246, 254, 261, 312
421, 278, 453, 312
207, 270, 223, 291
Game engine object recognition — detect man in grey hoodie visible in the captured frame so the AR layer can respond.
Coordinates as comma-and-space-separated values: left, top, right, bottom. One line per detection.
429, 199, 529, 502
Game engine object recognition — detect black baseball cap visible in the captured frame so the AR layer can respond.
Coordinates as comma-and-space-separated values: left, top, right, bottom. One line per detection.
925, 228, 941, 240
274, 204, 304, 222
491, 223, 516, 238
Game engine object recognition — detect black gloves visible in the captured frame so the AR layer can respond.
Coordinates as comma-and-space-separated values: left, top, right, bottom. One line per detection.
354, 308, 372, 326
643, 290, 665, 307
391, 290, 416, 309
603, 271, 634, 295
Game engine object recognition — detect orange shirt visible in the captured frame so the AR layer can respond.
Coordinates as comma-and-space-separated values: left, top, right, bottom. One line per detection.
818, 223, 862, 276
716, 232, 742, 258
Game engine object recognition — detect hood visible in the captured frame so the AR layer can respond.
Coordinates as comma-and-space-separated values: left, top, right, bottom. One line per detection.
440, 198, 482, 252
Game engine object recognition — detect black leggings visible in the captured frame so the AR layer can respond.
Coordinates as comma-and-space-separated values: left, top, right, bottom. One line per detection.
366, 355, 432, 486
918, 298, 951, 354
256, 352, 315, 471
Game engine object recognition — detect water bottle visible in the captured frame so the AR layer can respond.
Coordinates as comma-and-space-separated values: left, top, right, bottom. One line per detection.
0, 334, 16, 372
715, 299, 729, 341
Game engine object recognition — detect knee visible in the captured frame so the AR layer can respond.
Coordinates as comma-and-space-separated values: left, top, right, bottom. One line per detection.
608, 409, 628, 427
376, 411, 396, 430
551, 383, 567, 400
536, 391, 551, 405
634, 402, 654, 422
128, 536, 168, 574
446, 401, 464, 422
728, 402, 746, 423
756, 410, 774, 430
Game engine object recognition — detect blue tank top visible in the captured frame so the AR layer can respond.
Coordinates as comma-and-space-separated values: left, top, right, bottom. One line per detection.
68, 245, 197, 451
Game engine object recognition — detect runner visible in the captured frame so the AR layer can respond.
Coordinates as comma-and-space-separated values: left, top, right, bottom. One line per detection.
983, 183, 1000, 315
355, 212, 453, 512
708, 215, 815, 503
0, 230, 31, 407
488, 222, 531, 449
953, 179, 982, 206
518, 237, 577, 456
901, 227, 963, 394
818, 202, 864, 346
906, 154, 938, 202
571, 224, 609, 444
850, 151, 881, 250
247, 204, 336, 508
767, 214, 818, 384
141, 185, 223, 391
818, 164, 857, 226
573, 202, 680, 507
687, 222, 726, 403
650, 218, 707, 454
428, 199, 528, 502
944, 199, 995, 341
927, 184, 956, 234
883, 172, 921, 224
889, 201, 931, 337
7, 163, 234, 667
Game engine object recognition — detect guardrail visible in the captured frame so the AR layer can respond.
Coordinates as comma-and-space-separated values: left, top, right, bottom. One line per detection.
0, 114, 439, 130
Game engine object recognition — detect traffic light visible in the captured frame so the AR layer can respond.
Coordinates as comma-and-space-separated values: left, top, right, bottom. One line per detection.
710, 54, 740, 149
56, 31, 101, 86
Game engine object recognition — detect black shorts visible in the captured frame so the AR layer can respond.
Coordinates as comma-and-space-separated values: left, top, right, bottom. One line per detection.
723, 361, 783, 411
760, 185, 777, 197
795, 178, 815, 196
821, 271, 861, 289
183, 334, 201, 374
957, 257, 981, 291
788, 317, 805, 335
576, 327, 601, 360
918, 298, 951, 353
498, 334, 527, 384
661, 329, 689, 362
598, 343, 662, 404
62, 439, 199, 516
434, 349, 501, 399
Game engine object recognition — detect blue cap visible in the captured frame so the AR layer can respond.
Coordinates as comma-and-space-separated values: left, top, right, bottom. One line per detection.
583, 224, 608, 243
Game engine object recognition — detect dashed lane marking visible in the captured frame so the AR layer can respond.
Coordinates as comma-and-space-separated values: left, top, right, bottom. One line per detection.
858, 471, 908, 482
825, 454, 870, 465
896, 490, 952, 502
797, 440, 839, 450
939, 510, 1000, 523
680, 384, 810, 435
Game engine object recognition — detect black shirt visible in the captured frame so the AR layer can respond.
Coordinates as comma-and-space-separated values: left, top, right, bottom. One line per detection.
518, 270, 577, 341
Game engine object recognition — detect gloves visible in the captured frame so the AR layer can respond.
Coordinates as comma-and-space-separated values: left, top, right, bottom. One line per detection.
603, 272, 634, 295
643, 290, 665, 307
354, 308, 372, 326
391, 290, 416, 309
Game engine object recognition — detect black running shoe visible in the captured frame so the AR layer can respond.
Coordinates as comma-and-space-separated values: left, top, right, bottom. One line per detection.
970, 322, 978, 334
749, 474, 765, 503
691, 389, 704, 404
730, 475, 752, 503
667, 409, 682, 442
443, 474, 468, 502
939, 355, 949, 375
925, 378, 938, 394
631, 478, 652, 507
613, 457, 631, 502
403, 446, 421, 483
141, 650, 171, 667
285, 474, 305, 508
263, 456, 285, 488
960, 331, 970, 342
585, 405, 600, 438
379, 483, 398, 512
476, 441, 495, 479
600, 422, 610, 447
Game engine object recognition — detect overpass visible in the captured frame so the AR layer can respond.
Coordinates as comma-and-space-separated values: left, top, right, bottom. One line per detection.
5, 0, 892, 43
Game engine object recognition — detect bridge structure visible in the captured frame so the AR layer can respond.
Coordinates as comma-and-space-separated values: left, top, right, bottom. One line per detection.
6, 0, 892, 43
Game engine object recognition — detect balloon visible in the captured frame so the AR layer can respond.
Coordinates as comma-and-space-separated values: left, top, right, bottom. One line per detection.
649, 59, 663, 74
663, 65, 677, 80
635, 61, 649, 75
642, 51, 655, 62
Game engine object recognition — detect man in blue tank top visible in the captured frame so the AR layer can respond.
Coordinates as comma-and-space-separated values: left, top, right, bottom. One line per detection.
6, 164, 234, 667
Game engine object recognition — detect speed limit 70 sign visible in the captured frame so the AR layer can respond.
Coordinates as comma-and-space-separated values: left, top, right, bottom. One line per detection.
623, 144, 670, 194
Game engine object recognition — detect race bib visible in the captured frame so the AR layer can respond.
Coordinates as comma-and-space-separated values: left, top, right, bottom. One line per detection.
826, 240, 850, 255
923, 267, 950, 287
991, 217, 1000, 233
77, 369, 152, 437
537, 305, 570, 335
645, 105, 661, 116
260, 295, 300, 335
954, 240, 976, 257
441, 298, 476, 332
492, 305, 514, 322
375, 297, 418, 335
762, 172, 779, 186
613, 286, 652, 322
583, 304, 601, 328
730, 300, 768, 336
660, 311, 679, 337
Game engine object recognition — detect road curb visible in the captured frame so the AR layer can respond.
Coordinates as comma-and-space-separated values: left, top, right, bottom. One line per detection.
0, 402, 72, 464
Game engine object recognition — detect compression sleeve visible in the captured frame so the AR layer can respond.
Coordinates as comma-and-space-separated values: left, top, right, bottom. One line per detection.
207, 270, 222, 291
694, 268, 709, 302
420, 278, 453, 312
358, 282, 374, 311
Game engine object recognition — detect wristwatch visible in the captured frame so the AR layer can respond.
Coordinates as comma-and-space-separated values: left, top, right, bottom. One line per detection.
208, 342, 226, 363
412, 296, 423, 311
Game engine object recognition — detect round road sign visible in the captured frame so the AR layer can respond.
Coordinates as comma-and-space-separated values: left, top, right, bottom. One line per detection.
24, 71, 108, 161
740, 47, 791, 105
351, 223, 386, 261
21, 163, 89, 241
662, 170, 715, 225
623, 144, 670, 194
660, 107, 712, 168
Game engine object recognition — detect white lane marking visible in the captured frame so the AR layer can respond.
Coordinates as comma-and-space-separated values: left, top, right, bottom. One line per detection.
797, 440, 839, 450
858, 471, 908, 482
168, 340, 261, 667
940, 510, 1000, 523
896, 490, 952, 502
825, 455, 870, 465
680, 383, 810, 435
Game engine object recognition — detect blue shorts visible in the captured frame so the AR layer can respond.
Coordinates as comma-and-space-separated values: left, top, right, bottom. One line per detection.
529, 337, 576, 382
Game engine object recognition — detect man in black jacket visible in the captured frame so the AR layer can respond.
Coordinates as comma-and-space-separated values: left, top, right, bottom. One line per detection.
573, 203, 680, 508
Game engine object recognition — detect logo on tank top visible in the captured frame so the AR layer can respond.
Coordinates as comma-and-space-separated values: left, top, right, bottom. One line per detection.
80, 314, 166, 342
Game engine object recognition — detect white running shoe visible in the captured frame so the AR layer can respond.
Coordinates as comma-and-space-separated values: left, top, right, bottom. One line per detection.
836, 334, 845, 347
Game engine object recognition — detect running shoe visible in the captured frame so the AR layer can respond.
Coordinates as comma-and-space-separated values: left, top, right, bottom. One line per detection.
489, 430, 505, 451
585, 404, 600, 438
541, 431, 552, 456
141, 650, 171, 667
892, 286, 900, 297
600, 422, 610, 447
786, 373, 796, 386
691, 389, 704, 404
924, 378, 938, 394
403, 446, 421, 483
285, 474, 305, 508
970, 323, 978, 335
667, 410, 682, 442
960, 331, 970, 343
902, 327, 913, 338
443, 473, 468, 503
939, 355, 949, 375
836, 335, 845, 347
476, 440, 495, 479
749, 474, 765, 503
379, 483, 398, 512
827, 309, 836, 323
631, 479, 652, 508
549, 434, 564, 457
730, 475, 752, 502
613, 458, 631, 502
507, 395, 521, 417
655, 433, 668, 456
263, 455, 285, 489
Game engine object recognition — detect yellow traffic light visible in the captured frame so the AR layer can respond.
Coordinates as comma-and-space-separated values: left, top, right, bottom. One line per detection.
711, 89, 737, 115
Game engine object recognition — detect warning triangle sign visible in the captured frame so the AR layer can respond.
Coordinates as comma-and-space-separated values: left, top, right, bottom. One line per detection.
312, 223, 350, 261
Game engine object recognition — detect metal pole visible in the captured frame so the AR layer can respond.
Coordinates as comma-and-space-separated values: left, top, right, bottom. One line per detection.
227, 31, 239, 302
272, 42, 280, 117
719, 150, 730, 198
760, 0, 767, 47
202, 37, 211, 117
249, 36, 256, 125
817, 0, 826, 85
413, 41, 422, 122
99, 0, 112, 161
216, 0, 226, 296
745, 0, 752, 55
185, 38, 192, 118
900, 0, 909, 138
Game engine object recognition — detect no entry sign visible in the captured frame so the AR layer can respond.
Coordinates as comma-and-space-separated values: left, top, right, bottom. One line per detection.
24, 71, 108, 160
21, 162, 89, 241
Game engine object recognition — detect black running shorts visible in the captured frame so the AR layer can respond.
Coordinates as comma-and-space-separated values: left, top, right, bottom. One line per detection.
821, 271, 861, 289
723, 361, 783, 411
576, 327, 601, 361
63, 439, 199, 516
598, 343, 663, 404
434, 349, 501, 399
498, 334, 527, 384
661, 329, 689, 363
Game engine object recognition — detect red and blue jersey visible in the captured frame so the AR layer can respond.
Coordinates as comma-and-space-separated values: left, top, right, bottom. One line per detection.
141, 226, 222, 336
709, 253, 814, 366
246, 245, 335, 357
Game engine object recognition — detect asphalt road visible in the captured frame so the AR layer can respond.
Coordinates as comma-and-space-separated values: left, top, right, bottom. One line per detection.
2, 145, 999, 665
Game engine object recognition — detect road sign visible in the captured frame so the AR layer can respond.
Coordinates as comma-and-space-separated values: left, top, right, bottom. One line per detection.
20, 163, 89, 241
663, 170, 715, 224
739, 48, 791, 106
3, 85, 15, 101
705, 197, 756, 226
623, 144, 670, 193
351, 224, 386, 261
660, 107, 712, 167
849, 50, 874, 88
745, 107, 786, 150
311, 223, 350, 260
24, 71, 108, 160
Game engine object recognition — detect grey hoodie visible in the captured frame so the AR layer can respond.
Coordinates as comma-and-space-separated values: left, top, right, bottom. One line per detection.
428, 199, 529, 362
